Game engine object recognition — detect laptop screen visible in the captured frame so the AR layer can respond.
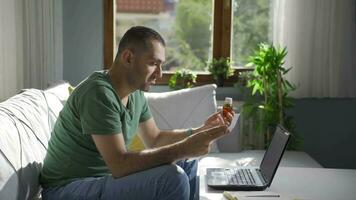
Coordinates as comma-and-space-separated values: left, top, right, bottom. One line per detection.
260, 125, 290, 185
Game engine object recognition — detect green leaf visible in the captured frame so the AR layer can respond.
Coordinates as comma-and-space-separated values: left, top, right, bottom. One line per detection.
252, 83, 260, 95
283, 67, 293, 74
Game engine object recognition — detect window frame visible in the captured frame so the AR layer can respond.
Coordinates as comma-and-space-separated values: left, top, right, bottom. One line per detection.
103, 0, 252, 86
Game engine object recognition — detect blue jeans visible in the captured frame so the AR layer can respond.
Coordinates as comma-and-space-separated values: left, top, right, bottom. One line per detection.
42, 159, 198, 200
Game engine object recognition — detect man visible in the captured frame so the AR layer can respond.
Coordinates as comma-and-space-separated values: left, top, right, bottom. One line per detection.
40, 26, 233, 200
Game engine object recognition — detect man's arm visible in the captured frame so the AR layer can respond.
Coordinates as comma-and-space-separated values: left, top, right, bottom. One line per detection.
138, 118, 204, 148
92, 125, 227, 178
138, 111, 232, 148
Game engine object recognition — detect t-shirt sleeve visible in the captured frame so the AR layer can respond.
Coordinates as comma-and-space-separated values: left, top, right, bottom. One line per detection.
79, 86, 122, 135
139, 92, 152, 123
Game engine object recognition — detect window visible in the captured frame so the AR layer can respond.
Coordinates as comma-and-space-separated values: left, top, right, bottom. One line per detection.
115, 0, 212, 72
104, 0, 271, 85
231, 0, 271, 66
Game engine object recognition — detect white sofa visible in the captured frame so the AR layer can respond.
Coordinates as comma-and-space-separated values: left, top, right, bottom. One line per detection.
0, 83, 219, 200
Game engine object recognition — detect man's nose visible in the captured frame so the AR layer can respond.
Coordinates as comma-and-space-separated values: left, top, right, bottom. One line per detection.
156, 65, 162, 78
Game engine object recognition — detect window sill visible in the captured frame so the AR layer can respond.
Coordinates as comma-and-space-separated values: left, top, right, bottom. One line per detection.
155, 67, 254, 86
150, 83, 252, 101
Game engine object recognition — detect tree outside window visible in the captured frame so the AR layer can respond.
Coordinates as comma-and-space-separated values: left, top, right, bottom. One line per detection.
232, 0, 271, 66
115, 0, 212, 72
113, 0, 271, 75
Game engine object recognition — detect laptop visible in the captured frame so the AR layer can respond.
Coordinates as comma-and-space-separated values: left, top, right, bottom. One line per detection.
206, 124, 291, 191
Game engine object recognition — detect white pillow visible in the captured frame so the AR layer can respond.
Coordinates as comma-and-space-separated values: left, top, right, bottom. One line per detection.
144, 84, 219, 152
45, 82, 71, 105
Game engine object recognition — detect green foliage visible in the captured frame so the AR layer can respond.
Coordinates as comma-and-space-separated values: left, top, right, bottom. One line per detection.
236, 71, 254, 86
243, 43, 302, 150
232, 0, 270, 66
167, 0, 271, 71
169, 0, 212, 71
207, 57, 234, 80
168, 69, 197, 90
117, 0, 271, 72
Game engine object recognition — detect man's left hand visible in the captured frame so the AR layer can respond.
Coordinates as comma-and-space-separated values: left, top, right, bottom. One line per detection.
200, 111, 234, 133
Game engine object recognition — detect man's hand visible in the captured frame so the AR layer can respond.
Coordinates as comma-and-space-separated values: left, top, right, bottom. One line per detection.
199, 111, 234, 133
92, 124, 228, 178
181, 125, 228, 158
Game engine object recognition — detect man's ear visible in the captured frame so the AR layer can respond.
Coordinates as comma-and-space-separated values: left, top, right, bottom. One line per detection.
120, 49, 133, 67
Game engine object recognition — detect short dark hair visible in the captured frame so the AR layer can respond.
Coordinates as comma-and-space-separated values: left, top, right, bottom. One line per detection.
117, 26, 165, 56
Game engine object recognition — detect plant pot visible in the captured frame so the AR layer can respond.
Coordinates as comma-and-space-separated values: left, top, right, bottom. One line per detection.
216, 75, 225, 87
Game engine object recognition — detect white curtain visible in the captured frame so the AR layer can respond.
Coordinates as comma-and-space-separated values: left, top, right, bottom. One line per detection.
0, 0, 62, 102
23, 0, 63, 89
0, 0, 24, 101
272, 0, 356, 98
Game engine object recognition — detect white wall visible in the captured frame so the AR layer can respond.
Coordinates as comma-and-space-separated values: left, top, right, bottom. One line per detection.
62, 0, 103, 86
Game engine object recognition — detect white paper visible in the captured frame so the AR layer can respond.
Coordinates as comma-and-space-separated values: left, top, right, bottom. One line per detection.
228, 113, 240, 132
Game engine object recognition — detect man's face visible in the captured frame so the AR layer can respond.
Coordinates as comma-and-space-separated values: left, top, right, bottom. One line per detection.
130, 40, 165, 91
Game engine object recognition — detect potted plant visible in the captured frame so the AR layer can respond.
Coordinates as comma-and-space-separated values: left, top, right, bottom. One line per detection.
236, 71, 253, 86
242, 43, 302, 150
207, 57, 234, 87
168, 69, 197, 90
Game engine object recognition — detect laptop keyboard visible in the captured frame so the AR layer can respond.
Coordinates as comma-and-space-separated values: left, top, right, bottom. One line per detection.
225, 168, 256, 185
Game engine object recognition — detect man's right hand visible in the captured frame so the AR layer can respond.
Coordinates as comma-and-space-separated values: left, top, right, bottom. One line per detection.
182, 125, 228, 158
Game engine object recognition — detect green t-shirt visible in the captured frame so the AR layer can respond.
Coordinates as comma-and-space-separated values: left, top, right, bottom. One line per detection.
40, 71, 152, 188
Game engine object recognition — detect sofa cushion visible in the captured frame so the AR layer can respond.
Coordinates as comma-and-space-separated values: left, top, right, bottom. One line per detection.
129, 84, 218, 152
0, 87, 66, 200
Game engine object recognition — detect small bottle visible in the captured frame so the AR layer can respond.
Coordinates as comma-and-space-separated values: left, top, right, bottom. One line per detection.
223, 97, 233, 117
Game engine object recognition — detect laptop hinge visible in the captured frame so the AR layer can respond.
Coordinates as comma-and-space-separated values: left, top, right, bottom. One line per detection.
256, 169, 268, 186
